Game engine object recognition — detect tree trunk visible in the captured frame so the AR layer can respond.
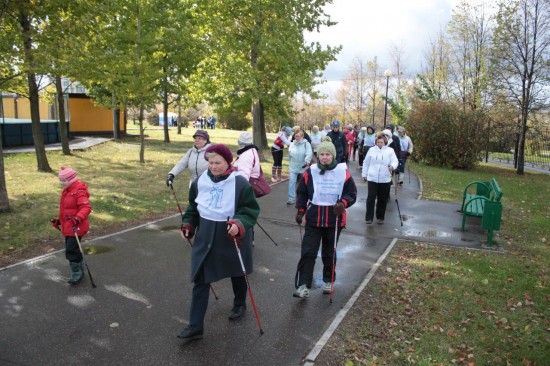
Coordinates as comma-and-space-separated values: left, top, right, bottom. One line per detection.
139, 103, 145, 163
177, 103, 182, 135
20, 9, 51, 172
55, 76, 71, 155
252, 100, 267, 149
0, 127, 10, 212
112, 92, 119, 139
516, 114, 527, 175
28, 72, 51, 172
163, 87, 170, 143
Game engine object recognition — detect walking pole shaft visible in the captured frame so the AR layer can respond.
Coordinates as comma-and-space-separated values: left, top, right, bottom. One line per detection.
256, 221, 278, 246
72, 228, 97, 288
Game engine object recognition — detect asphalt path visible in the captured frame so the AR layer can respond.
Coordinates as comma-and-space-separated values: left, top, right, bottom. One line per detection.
0, 159, 488, 366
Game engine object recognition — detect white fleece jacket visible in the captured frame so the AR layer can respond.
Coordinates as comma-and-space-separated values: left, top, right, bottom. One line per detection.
361, 145, 398, 183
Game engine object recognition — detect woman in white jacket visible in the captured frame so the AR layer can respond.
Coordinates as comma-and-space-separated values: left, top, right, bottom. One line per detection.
166, 130, 211, 188
361, 133, 398, 224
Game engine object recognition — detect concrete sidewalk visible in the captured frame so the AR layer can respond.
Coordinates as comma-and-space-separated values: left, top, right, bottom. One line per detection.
3, 136, 111, 154
0, 159, 489, 366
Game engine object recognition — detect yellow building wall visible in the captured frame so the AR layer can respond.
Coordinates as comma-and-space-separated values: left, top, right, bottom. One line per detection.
68, 97, 124, 133
2, 97, 50, 119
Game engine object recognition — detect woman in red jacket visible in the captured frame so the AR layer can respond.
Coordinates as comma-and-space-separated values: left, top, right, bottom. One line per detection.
51, 167, 92, 285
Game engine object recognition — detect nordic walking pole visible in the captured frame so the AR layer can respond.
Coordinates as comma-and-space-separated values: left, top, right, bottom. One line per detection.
329, 214, 339, 304
172, 184, 219, 300
393, 173, 404, 227
228, 218, 264, 335
255, 221, 278, 246
72, 226, 97, 288
169, 182, 184, 216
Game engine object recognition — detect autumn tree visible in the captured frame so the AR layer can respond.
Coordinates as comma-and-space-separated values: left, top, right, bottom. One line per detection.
491, 0, 550, 174
191, 0, 340, 148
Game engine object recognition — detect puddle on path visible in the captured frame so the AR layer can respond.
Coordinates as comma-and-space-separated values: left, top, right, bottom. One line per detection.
403, 230, 453, 238
83, 246, 113, 255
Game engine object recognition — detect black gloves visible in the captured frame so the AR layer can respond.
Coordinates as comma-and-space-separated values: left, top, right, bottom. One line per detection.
68, 217, 80, 227
295, 211, 304, 225
181, 223, 195, 239
334, 201, 345, 216
166, 174, 175, 187
50, 218, 60, 230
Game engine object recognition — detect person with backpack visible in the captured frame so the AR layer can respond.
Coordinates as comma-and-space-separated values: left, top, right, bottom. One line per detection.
293, 138, 357, 298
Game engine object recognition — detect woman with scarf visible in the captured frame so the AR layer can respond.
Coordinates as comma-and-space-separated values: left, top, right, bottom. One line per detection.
166, 130, 211, 188
178, 144, 260, 340
293, 137, 357, 298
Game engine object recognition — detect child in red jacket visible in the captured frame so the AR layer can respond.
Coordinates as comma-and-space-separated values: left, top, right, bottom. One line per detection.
51, 167, 92, 285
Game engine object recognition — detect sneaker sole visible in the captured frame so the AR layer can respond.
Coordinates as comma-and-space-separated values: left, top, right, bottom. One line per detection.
293, 292, 309, 298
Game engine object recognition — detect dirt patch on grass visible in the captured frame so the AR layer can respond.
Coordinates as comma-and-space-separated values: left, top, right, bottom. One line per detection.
0, 213, 175, 268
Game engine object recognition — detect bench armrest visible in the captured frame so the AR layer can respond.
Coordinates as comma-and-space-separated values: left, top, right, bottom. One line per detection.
461, 181, 490, 212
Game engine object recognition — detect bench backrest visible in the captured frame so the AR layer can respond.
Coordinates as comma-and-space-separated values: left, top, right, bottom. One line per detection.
489, 178, 503, 202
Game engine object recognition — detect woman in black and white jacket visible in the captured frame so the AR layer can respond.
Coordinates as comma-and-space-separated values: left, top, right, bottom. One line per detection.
361, 133, 398, 225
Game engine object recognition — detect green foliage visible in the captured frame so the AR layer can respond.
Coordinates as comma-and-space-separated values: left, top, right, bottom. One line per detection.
413, 74, 442, 101
406, 101, 487, 169
386, 89, 408, 125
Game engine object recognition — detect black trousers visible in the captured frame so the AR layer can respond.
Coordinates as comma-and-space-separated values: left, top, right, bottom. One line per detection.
366, 181, 391, 221
296, 225, 342, 288
189, 268, 247, 327
271, 148, 283, 167
65, 236, 83, 262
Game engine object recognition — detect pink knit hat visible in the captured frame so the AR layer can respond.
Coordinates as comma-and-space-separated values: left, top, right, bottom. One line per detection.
205, 144, 233, 165
58, 167, 78, 183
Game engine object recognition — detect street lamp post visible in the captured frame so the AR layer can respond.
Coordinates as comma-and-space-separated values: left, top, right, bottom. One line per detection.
383, 69, 392, 129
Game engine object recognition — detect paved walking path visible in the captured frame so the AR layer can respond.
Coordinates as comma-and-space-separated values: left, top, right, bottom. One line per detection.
3, 136, 111, 154
0, 159, 489, 366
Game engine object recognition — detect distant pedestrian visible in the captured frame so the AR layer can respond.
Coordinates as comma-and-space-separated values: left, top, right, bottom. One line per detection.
166, 130, 211, 188
51, 167, 92, 285
343, 124, 355, 162
396, 126, 413, 185
271, 126, 292, 182
287, 129, 312, 205
320, 124, 331, 139
326, 121, 348, 163
293, 137, 357, 298
177, 144, 260, 340
352, 124, 361, 161
359, 125, 376, 167
309, 125, 323, 162
361, 133, 398, 225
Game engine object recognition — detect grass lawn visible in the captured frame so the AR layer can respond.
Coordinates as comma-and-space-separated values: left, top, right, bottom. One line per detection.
315, 162, 549, 365
0, 127, 283, 267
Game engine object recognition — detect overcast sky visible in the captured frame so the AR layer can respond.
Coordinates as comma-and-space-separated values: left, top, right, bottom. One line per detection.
306, 0, 462, 97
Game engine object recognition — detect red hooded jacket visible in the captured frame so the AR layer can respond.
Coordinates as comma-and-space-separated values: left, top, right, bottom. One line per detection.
59, 180, 92, 237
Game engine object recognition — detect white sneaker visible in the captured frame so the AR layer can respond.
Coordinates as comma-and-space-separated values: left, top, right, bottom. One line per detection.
293, 285, 309, 298
323, 282, 332, 294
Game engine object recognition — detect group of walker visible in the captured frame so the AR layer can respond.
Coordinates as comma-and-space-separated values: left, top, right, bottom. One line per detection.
50, 123, 412, 340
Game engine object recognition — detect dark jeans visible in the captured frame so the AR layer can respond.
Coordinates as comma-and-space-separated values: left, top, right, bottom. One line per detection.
189, 268, 247, 327
398, 157, 407, 174
271, 148, 283, 167
296, 225, 342, 288
65, 236, 83, 262
366, 181, 391, 221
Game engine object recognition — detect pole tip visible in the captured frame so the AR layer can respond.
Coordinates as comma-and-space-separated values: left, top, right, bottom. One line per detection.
260, 329, 264, 335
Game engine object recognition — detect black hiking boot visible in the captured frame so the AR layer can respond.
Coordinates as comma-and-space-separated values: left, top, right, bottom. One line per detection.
228, 305, 246, 320
176, 325, 204, 340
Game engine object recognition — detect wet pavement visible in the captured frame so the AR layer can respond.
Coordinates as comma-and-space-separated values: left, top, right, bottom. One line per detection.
0, 159, 490, 366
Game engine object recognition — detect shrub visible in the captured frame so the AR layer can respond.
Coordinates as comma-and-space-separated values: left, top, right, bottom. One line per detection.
406, 101, 487, 170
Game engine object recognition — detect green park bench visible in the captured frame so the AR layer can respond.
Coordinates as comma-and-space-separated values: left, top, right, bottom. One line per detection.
460, 178, 503, 246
